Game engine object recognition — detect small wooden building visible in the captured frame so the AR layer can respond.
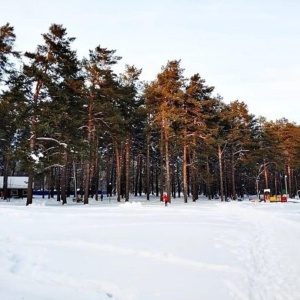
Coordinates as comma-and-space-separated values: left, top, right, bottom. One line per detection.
0, 176, 28, 198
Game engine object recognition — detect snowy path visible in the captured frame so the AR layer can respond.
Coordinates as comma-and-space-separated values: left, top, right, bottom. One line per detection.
216, 202, 300, 300
1, 198, 300, 300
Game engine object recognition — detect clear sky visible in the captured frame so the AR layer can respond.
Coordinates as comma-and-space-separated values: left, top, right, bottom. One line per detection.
3, 0, 300, 124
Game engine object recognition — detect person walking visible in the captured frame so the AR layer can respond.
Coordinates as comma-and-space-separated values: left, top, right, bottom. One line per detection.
163, 192, 169, 206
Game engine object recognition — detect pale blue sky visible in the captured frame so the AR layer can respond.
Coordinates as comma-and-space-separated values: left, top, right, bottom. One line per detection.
3, 0, 300, 123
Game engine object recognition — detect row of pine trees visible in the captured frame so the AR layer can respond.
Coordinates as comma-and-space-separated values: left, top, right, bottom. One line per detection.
1, 23, 300, 206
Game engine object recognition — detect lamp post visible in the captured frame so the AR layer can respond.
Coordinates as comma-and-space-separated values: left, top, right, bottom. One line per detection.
284, 175, 288, 196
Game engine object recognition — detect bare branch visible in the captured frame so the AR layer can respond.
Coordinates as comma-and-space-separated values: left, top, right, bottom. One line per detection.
36, 137, 67, 148
43, 164, 65, 170
234, 149, 249, 155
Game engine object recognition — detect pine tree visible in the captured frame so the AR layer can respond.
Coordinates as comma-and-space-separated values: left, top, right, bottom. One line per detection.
183, 73, 214, 202
0, 72, 30, 199
145, 60, 185, 202
0, 23, 21, 199
23, 24, 84, 205
82, 45, 122, 203
223, 100, 257, 199
119, 65, 143, 201
0, 23, 20, 82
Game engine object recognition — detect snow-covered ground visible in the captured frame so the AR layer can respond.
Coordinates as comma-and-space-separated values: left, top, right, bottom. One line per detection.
1, 195, 300, 300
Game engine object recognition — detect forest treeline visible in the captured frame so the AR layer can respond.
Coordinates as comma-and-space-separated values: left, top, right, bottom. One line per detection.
1, 23, 300, 205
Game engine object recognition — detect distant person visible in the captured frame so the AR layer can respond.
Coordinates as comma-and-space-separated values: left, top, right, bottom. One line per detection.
107, 183, 112, 197
163, 192, 169, 206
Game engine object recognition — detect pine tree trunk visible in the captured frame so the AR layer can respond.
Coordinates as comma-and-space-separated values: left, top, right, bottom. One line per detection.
73, 160, 78, 199
146, 132, 150, 200
263, 159, 269, 189
224, 157, 228, 201
84, 96, 94, 205
159, 128, 164, 201
183, 130, 188, 203
56, 167, 61, 202
171, 157, 176, 198
94, 136, 99, 200
61, 150, 68, 205
27, 79, 42, 206
192, 145, 198, 202
206, 158, 212, 200
27, 139, 35, 205
231, 148, 236, 200
114, 141, 121, 202
288, 164, 291, 197
138, 155, 143, 196
218, 145, 224, 201
177, 159, 181, 198
83, 159, 90, 204
125, 138, 130, 201
94, 165, 99, 201
164, 124, 171, 203
26, 169, 34, 205
3, 150, 9, 200
134, 154, 138, 196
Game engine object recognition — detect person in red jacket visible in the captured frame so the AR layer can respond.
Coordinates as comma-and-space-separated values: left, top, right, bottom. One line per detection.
163, 192, 169, 206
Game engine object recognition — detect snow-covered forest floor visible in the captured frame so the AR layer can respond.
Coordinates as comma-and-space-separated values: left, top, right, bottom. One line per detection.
1, 195, 300, 300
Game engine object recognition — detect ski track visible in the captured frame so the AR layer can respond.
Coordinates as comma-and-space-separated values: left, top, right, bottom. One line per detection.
0, 236, 121, 300
219, 204, 300, 300
29, 238, 238, 273
0, 219, 238, 300
0, 226, 235, 300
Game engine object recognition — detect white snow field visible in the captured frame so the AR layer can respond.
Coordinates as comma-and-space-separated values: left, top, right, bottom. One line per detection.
1, 195, 300, 300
